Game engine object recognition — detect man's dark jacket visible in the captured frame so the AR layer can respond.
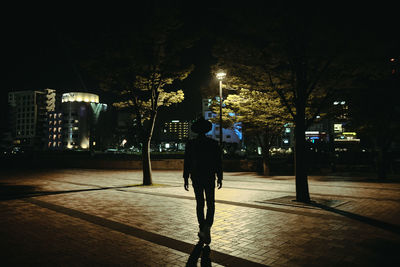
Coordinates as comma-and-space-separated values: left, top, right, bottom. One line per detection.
183, 135, 222, 184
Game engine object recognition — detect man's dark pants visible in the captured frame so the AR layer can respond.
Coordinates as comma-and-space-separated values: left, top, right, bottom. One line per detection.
192, 178, 215, 230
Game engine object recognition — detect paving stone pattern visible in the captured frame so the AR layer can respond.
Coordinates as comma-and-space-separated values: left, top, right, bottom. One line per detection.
1, 169, 400, 266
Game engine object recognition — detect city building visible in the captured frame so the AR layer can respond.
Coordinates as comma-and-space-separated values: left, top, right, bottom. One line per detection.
61, 92, 107, 150
8, 88, 56, 150
331, 100, 360, 150
160, 120, 190, 151
163, 120, 190, 140
202, 98, 242, 144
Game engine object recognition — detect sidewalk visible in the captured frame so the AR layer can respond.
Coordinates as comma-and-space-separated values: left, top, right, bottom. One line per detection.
1, 169, 399, 266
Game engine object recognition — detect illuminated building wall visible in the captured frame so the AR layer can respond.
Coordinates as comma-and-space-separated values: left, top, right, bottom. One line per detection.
8, 88, 56, 150
47, 111, 63, 150
61, 92, 107, 150
159, 120, 190, 151
163, 120, 190, 140
202, 99, 242, 144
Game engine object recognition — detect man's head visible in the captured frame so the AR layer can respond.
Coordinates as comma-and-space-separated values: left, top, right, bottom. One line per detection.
191, 117, 212, 134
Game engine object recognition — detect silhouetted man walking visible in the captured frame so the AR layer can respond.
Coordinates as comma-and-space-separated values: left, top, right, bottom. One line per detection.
184, 117, 222, 244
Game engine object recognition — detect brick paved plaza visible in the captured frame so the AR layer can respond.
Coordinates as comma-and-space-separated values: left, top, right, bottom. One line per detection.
1, 169, 399, 266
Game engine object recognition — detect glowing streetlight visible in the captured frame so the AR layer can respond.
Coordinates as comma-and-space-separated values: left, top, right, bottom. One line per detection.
216, 71, 226, 146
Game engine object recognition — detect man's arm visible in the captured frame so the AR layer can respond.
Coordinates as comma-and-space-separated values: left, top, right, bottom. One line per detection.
216, 143, 223, 189
183, 141, 191, 191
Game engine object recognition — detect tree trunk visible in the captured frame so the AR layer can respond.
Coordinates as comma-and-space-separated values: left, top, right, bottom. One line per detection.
142, 138, 152, 185
376, 149, 387, 179
262, 153, 271, 176
261, 137, 271, 176
141, 111, 157, 185
328, 118, 336, 172
294, 100, 310, 203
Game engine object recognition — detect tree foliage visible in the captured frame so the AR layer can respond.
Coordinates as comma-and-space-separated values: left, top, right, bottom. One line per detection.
220, 89, 288, 132
211, 88, 290, 175
74, 5, 194, 185
210, 4, 396, 201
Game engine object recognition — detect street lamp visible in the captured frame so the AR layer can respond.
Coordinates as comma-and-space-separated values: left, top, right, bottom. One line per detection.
216, 71, 226, 146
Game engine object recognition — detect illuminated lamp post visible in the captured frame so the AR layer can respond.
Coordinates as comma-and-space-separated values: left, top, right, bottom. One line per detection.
216, 71, 226, 146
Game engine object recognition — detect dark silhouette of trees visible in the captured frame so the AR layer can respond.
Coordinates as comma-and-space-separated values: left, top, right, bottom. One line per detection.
210, 4, 395, 202
350, 67, 400, 179
71, 5, 194, 185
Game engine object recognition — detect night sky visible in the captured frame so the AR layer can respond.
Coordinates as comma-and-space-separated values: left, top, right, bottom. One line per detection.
2, 6, 218, 124
2, 4, 398, 124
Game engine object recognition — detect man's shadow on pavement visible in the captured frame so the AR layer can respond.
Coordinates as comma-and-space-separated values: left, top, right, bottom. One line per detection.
186, 241, 211, 267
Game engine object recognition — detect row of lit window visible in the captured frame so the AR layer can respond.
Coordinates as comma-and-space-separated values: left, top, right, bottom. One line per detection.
63, 119, 79, 124
168, 129, 188, 132
168, 126, 188, 129
48, 113, 62, 119
49, 134, 62, 140
49, 127, 62, 133
169, 127, 188, 130
49, 120, 62, 125
48, 141, 62, 148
